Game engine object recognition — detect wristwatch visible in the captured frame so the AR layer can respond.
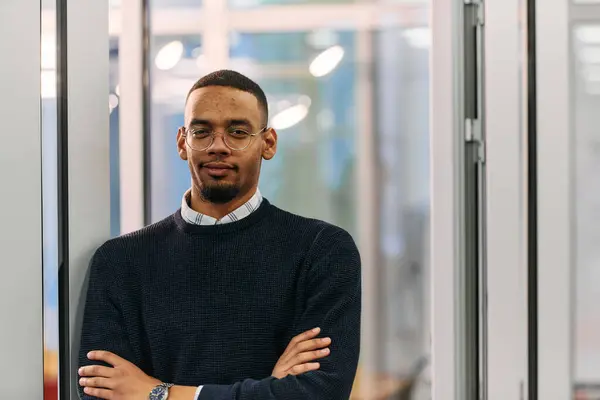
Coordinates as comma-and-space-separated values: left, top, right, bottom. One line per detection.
149, 382, 174, 400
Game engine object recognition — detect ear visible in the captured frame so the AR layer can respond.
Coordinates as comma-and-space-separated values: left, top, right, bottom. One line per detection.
261, 128, 277, 161
176, 127, 188, 161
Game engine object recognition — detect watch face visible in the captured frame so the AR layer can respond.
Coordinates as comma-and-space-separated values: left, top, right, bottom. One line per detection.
149, 385, 167, 400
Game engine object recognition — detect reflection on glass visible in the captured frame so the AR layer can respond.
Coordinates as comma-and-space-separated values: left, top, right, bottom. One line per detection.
374, 26, 430, 397
573, 23, 600, 399
41, 0, 59, 398
109, 34, 121, 238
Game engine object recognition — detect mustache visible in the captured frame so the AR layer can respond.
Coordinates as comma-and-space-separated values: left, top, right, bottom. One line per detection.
199, 160, 238, 170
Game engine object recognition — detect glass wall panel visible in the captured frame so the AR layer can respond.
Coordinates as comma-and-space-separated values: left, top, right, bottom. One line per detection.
41, 0, 59, 398
373, 25, 430, 389
229, 31, 357, 236
573, 21, 600, 399
146, 2, 430, 398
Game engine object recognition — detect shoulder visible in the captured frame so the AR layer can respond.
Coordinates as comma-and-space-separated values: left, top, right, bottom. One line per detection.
92, 213, 178, 262
267, 204, 360, 265
268, 203, 355, 243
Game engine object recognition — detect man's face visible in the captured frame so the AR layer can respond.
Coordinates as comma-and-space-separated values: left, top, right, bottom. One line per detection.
177, 86, 277, 204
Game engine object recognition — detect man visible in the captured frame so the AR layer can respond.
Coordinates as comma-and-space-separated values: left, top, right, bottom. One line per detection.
77, 70, 361, 400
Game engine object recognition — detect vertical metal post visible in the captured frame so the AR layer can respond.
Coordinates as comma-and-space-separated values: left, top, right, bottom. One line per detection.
59, 0, 111, 398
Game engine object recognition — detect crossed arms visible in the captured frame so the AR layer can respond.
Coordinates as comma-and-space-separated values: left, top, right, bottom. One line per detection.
78, 230, 361, 400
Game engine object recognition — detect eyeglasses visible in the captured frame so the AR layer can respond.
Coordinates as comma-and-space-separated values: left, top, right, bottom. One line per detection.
182, 126, 267, 151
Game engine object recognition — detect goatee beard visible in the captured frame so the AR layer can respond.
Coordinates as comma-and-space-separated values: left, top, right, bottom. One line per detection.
200, 183, 240, 204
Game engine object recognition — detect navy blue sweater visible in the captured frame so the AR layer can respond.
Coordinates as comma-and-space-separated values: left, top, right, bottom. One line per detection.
77, 199, 361, 399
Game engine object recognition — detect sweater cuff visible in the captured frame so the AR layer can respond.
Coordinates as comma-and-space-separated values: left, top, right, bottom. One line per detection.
196, 384, 231, 399
193, 385, 203, 400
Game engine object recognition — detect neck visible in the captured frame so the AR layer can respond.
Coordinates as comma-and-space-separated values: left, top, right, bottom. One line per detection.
189, 185, 257, 220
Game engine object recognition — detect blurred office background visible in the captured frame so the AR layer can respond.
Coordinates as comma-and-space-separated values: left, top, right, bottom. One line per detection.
41, 0, 431, 399
9, 0, 600, 399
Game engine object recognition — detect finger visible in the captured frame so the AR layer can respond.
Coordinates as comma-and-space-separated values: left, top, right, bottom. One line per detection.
280, 337, 331, 366
286, 328, 320, 350
291, 348, 330, 365
79, 377, 116, 390
295, 337, 331, 354
83, 386, 114, 399
282, 328, 321, 357
279, 348, 330, 373
288, 362, 320, 376
87, 351, 125, 367
78, 365, 117, 378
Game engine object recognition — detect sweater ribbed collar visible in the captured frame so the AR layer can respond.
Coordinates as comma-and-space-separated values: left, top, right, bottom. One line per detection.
174, 197, 273, 235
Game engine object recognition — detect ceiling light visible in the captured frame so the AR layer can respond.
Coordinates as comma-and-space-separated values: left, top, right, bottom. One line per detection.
309, 45, 344, 77
271, 104, 309, 130
155, 41, 184, 71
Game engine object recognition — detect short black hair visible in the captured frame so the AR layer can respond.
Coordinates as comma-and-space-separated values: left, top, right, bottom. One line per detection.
187, 69, 268, 125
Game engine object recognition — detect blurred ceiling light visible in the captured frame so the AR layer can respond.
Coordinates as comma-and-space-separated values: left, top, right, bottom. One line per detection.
309, 45, 344, 77
191, 46, 203, 59
277, 100, 292, 111
271, 104, 309, 130
403, 27, 431, 49
155, 41, 184, 71
41, 70, 57, 99
109, 93, 119, 109
577, 26, 600, 44
298, 95, 312, 107
317, 109, 335, 131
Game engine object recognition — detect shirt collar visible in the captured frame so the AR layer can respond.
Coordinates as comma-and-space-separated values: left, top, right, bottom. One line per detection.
181, 188, 263, 226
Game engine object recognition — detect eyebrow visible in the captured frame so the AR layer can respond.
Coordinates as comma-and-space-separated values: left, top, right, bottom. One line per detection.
188, 118, 253, 127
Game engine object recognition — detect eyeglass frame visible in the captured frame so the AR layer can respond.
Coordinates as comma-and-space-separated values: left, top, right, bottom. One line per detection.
181, 125, 268, 152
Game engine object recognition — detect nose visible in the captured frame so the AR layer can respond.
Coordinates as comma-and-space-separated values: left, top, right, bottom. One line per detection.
206, 132, 231, 156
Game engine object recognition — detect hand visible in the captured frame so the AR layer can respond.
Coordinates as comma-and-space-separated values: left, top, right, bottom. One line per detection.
78, 350, 161, 399
271, 327, 332, 379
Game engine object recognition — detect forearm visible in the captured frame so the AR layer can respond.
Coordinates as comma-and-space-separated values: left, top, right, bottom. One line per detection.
170, 385, 201, 400
198, 370, 355, 400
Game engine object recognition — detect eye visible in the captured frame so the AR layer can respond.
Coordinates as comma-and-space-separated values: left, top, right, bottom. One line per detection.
190, 128, 211, 138
229, 129, 250, 137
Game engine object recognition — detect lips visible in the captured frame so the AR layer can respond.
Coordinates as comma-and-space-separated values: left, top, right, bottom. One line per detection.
201, 162, 235, 177
202, 162, 234, 170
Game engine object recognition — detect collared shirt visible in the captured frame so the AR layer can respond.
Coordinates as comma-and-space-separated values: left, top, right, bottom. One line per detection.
181, 188, 263, 225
